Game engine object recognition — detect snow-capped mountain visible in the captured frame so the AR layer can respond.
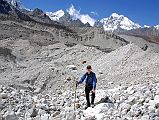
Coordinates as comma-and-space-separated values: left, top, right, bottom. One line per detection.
99, 13, 141, 31
155, 25, 159, 30
46, 10, 64, 21
46, 5, 95, 26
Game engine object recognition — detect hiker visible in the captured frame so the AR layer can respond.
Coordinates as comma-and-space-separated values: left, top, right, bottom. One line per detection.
76, 65, 97, 109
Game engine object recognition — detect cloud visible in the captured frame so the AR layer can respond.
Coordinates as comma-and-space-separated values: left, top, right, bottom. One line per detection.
67, 5, 96, 26
91, 11, 98, 16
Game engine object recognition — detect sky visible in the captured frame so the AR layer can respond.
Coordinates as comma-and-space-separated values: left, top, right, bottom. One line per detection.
20, 0, 159, 26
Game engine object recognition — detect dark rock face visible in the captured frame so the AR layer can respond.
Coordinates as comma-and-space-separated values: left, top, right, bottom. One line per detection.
27, 8, 53, 24
0, 47, 16, 62
32, 8, 44, 16
58, 11, 89, 27
84, 22, 91, 27
0, 0, 12, 14
94, 21, 103, 27
5, 0, 21, 8
0, 0, 32, 21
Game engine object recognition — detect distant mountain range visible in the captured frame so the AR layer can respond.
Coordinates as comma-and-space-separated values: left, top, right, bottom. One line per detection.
3, 0, 159, 31
46, 6, 159, 32
1, 0, 159, 44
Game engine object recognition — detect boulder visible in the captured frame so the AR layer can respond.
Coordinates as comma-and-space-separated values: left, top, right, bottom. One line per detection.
95, 96, 113, 105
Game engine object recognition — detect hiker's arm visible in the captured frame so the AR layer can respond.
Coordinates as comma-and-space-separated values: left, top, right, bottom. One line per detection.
93, 73, 97, 90
78, 74, 86, 84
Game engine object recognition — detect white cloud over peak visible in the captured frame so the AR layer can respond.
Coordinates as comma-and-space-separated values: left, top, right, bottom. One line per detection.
91, 11, 98, 16
67, 5, 96, 26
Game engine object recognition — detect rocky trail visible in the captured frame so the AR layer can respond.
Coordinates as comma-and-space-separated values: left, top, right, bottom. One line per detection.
1, 41, 159, 120
1, 78, 159, 120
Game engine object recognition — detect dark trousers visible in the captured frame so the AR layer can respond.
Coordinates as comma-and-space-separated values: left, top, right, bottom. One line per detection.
85, 85, 95, 107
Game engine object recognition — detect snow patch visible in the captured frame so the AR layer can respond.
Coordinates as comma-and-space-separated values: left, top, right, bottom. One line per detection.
46, 10, 65, 21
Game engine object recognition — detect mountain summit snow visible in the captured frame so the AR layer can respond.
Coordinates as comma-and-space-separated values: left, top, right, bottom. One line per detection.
99, 13, 141, 31
46, 10, 65, 21
46, 8, 141, 31
46, 5, 96, 26
43, 5, 159, 31
155, 25, 159, 30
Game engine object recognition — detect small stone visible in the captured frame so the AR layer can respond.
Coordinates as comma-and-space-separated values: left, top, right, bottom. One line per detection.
138, 98, 145, 105
66, 65, 77, 70
120, 103, 131, 111
155, 103, 159, 109
52, 111, 60, 117
0, 92, 8, 99
82, 61, 87, 64
38, 109, 46, 115
41, 104, 49, 111
108, 82, 114, 85
66, 76, 72, 81
127, 96, 136, 105
30, 108, 38, 117
41, 113, 50, 120
85, 115, 96, 120
75, 103, 81, 109
34, 87, 41, 93
141, 115, 150, 120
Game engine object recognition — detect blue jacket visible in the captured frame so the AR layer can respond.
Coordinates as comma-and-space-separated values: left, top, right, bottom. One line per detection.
78, 72, 97, 90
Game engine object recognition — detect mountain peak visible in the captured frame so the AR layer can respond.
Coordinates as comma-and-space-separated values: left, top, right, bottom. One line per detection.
155, 25, 159, 30
111, 13, 120, 18
46, 9, 64, 21
46, 5, 95, 26
99, 13, 141, 31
